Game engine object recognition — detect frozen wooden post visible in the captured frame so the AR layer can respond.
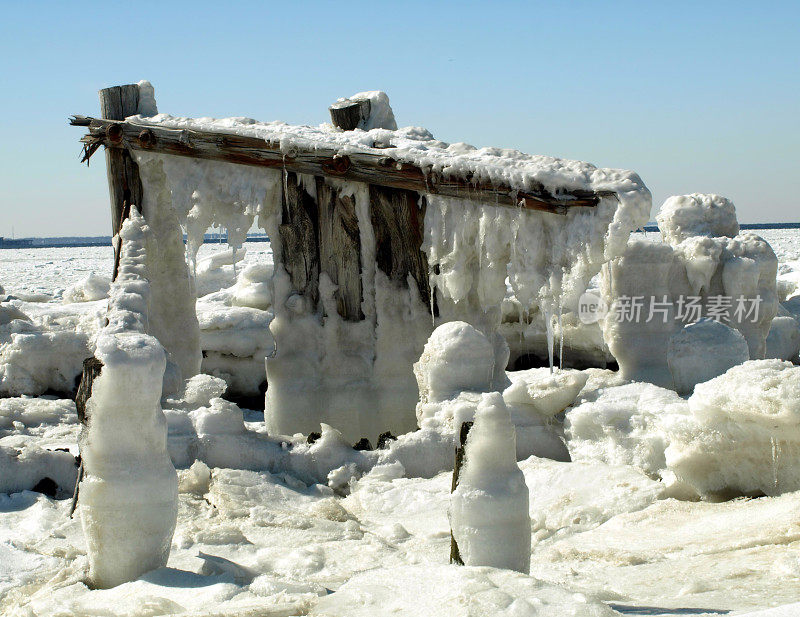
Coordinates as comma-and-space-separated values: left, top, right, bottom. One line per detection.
450, 420, 473, 565
98, 83, 144, 281
329, 98, 370, 131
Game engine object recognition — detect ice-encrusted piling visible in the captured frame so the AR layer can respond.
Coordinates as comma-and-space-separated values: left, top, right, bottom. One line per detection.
449, 393, 531, 573
78, 212, 178, 587
80, 333, 177, 587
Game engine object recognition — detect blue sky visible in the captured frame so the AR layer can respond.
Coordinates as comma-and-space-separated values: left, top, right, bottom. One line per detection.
1, 0, 798, 237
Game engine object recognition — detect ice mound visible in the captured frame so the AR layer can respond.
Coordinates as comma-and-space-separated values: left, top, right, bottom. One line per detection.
666, 360, 800, 497
766, 315, 800, 361
503, 368, 588, 419
414, 321, 498, 407
166, 373, 228, 410
311, 564, 616, 617
190, 398, 245, 436
195, 246, 246, 297
198, 305, 273, 396
0, 397, 76, 436
0, 325, 90, 396
565, 382, 689, 477
231, 263, 273, 310
0, 303, 31, 326
667, 319, 750, 395
0, 443, 78, 495
656, 193, 739, 244
62, 273, 111, 304
450, 393, 531, 572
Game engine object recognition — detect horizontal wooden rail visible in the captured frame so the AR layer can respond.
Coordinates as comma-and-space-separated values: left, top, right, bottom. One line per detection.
70, 115, 616, 215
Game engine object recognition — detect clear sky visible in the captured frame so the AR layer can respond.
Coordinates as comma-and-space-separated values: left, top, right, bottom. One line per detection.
1, 0, 798, 237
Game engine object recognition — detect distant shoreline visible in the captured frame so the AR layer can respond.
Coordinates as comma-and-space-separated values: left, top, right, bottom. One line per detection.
2, 223, 799, 250
0, 233, 271, 250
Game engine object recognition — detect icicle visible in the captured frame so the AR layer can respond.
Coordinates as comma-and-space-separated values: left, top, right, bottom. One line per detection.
772, 437, 780, 493
544, 305, 554, 374
558, 299, 564, 372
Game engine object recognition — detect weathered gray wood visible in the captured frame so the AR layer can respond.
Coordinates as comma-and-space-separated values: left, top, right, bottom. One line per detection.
75, 356, 103, 425
279, 173, 320, 309
98, 85, 144, 282
316, 179, 363, 321
71, 116, 614, 215
369, 186, 433, 313
329, 98, 370, 131
450, 421, 473, 565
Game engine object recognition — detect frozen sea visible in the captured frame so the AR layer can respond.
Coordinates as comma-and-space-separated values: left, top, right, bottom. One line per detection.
1, 229, 799, 617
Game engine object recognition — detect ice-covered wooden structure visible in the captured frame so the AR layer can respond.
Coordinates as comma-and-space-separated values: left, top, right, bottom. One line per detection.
71, 81, 651, 443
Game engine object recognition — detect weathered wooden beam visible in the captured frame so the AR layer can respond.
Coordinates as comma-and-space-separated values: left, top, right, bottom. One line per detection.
370, 186, 433, 313
316, 179, 364, 321
71, 116, 616, 215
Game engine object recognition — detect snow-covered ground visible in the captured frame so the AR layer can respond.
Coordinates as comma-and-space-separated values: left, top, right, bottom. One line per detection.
1, 227, 799, 616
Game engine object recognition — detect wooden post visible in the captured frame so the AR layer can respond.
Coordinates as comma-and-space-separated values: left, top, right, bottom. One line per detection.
278, 172, 321, 308
329, 98, 370, 131
316, 179, 363, 321
450, 420, 473, 565
99, 84, 144, 280
369, 186, 433, 314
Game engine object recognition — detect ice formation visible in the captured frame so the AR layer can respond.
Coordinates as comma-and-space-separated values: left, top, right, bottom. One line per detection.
666, 359, 800, 498
450, 393, 531, 573
62, 273, 110, 304
603, 194, 778, 388
198, 306, 272, 396
656, 193, 739, 244
667, 319, 750, 395
78, 212, 178, 587
0, 305, 90, 396
565, 381, 690, 478
121, 105, 650, 440
766, 315, 800, 361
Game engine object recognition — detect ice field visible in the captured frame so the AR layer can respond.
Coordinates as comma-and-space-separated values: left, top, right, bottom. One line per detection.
0, 220, 798, 616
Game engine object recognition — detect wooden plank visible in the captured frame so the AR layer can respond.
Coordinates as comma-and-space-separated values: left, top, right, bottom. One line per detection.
278, 173, 320, 308
71, 116, 615, 215
369, 185, 433, 313
316, 179, 364, 321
